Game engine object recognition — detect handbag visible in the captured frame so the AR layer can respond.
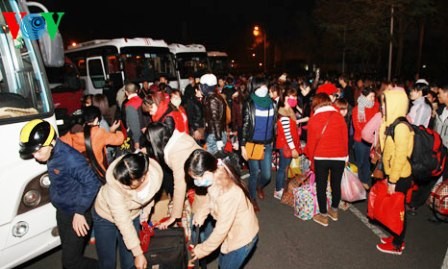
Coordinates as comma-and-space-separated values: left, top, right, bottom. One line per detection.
281, 171, 311, 207
293, 171, 331, 220
245, 105, 271, 160
139, 221, 155, 253
283, 146, 293, 158
367, 180, 405, 235
340, 166, 367, 202
245, 142, 265, 160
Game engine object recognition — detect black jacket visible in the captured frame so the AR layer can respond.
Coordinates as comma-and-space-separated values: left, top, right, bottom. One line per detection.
241, 98, 277, 145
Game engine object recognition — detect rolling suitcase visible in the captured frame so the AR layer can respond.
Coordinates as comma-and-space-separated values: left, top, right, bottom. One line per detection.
144, 226, 188, 269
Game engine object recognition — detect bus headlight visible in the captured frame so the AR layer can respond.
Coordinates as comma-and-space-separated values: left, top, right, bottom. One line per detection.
12, 221, 29, 237
23, 190, 41, 207
39, 174, 51, 188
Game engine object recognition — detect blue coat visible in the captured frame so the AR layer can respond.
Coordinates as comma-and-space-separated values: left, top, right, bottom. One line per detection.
47, 139, 101, 215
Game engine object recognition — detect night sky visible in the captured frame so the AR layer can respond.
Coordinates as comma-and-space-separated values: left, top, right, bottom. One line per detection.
36, 0, 314, 55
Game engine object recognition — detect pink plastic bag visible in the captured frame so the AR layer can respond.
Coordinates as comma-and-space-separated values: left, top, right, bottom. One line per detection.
341, 166, 367, 202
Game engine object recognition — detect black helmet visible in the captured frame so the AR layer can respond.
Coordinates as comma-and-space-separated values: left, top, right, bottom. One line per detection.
19, 119, 56, 159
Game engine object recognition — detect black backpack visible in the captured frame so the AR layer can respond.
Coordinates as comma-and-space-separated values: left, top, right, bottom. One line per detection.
386, 116, 447, 183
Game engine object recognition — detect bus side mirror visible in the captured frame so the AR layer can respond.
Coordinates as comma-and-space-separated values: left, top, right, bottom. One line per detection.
39, 31, 64, 67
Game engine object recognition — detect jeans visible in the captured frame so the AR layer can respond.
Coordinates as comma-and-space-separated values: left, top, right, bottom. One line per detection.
276, 149, 292, 191
218, 235, 258, 269
190, 215, 216, 268
314, 159, 345, 214
92, 208, 140, 269
248, 143, 273, 200
354, 141, 372, 186
56, 209, 98, 269
205, 132, 227, 155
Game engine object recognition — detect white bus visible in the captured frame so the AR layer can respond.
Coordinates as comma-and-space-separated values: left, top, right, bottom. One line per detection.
207, 51, 231, 76
65, 38, 178, 97
168, 43, 210, 92
0, 0, 65, 268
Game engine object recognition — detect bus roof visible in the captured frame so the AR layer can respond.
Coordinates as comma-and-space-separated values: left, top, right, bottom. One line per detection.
66, 37, 169, 51
207, 51, 228, 57
168, 43, 207, 54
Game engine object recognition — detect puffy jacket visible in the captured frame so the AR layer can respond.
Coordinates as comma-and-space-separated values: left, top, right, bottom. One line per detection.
379, 89, 414, 184
203, 92, 227, 141
48, 140, 101, 215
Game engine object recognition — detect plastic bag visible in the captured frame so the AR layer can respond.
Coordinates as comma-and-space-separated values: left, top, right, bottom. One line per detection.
340, 166, 366, 202
288, 157, 301, 178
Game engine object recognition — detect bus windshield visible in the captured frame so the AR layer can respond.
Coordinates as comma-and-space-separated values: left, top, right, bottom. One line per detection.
121, 47, 176, 83
0, 2, 52, 124
176, 52, 209, 79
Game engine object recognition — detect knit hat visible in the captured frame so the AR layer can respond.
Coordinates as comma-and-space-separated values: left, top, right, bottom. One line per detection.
316, 83, 338, 95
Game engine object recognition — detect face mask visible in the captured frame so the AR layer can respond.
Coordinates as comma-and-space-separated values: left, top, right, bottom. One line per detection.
255, 85, 268, 97
193, 173, 214, 187
171, 98, 181, 107
287, 98, 297, 108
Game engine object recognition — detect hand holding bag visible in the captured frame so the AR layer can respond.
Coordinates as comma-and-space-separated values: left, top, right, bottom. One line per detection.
367, 180, 405, 235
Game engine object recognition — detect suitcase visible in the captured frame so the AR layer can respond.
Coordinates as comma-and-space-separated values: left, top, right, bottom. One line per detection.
145, 227, 188, 269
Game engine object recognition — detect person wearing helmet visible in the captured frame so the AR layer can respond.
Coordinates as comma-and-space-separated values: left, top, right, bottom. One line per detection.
19, 119, 101, 269
200, 73, 227, 154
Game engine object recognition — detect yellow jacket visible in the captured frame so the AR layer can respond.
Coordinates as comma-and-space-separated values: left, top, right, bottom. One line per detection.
379, 89, 414, 183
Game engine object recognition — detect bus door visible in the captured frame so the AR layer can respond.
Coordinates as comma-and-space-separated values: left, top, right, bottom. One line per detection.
85, 56, 107, 95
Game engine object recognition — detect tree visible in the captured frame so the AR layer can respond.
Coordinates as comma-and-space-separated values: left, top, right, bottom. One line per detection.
313, 0, 436, 79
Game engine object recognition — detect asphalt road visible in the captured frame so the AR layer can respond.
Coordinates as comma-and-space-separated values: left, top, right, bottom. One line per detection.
15, 173, 448, 269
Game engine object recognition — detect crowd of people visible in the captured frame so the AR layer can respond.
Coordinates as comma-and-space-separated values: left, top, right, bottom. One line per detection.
17, 71, 448, 268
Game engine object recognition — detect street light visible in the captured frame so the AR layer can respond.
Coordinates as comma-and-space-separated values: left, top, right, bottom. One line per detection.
253, 25, 267, 73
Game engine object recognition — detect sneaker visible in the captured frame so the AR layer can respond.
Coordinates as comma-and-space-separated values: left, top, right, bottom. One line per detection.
380, 236, 406, 250
313, 213, 329, 227
376, 242, 404, 255
328, 208, 338, 221
273, 189, 284, 200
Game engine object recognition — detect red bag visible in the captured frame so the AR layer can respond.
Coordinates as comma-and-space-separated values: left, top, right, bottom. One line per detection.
367, 180, 405, 235
224, 140, 233, 153
139, 221, 155, 252
283, 146, 293, 158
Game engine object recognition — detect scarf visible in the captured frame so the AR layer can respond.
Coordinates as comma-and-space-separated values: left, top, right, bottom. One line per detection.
250, 93, 272, 109
357, 95, 374, 122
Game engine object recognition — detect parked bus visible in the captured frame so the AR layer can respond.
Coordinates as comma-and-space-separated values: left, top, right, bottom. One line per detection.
65, 38, 178, 100
207, 51, 231, 76
0, 1, 65, 268
168, 43, 210, 92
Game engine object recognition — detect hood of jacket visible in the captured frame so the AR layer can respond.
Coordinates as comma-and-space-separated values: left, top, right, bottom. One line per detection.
382, 89, 409, 126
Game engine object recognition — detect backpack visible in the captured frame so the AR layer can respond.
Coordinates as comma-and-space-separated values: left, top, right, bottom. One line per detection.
386, 116, 447, 183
